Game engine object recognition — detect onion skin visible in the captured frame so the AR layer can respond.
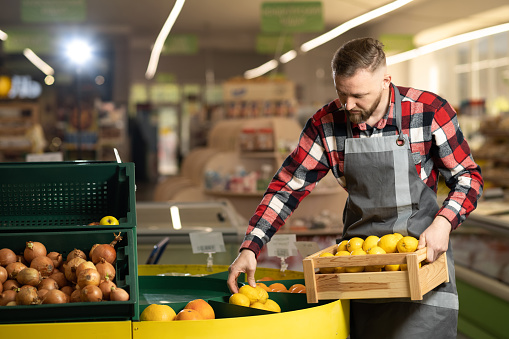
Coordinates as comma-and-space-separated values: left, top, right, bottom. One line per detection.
16, 285, 40, 305
99, 279, 116, 300
89, 244, 100, 259
67, 249, 87, 262
110, 287, 129, 301
0, 289, 17, 306
0, 248, 17, 266
60, 285, 74, 296
76, 261, 96, 278
96, 259, 115, 282
24, 241, 47, 263
47, 252, 63, 268
91, 244, 116, 265
6, 262, 27, 280
42, 289, 69, 304
70, 289, 81, 303
16, 268, 42, 286
64, 257, 86, 283
77, 268, 101, 289
3, 279, 20, 291
49, 271, 68, 288
80, 285, 103, 302
30, 256, 54, 277
0, 266, 7, 284
38, 278, 59, 291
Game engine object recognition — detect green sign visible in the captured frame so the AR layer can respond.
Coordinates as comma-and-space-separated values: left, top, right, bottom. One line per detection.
21, 0, 86, 23
261, 2, 323, 33
380, 34, 415, 54
256, 34, 294, 54
3, 29, 56, 54
162, 34, 199, 55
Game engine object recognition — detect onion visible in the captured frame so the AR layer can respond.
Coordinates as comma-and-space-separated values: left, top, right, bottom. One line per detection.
16, 255, 28, 266
67, 249, 87, 262
96, 259, 115, 282
47, 252, 63, 268
89, 244, 100, 259
60, 285, 74, 296
110, 286, 129, 301
43, 289, 69, 304
6, 262, 27, 279
38, 289, 49, 299
0, 266, 7, 284
16, 285, 40, 305
77, 268, 101, 288
38, 278, 59, 291
30, 256, 54, 277
24, 241, 47, 263
6, 301, 17, 306
70, 289, 81, 303
3, 279, 20, 291
91, 233, 123, 264
0, 282, 2, 294
99, 278, 116, 300
49, 271, 68, 288
64, 257, 86, 283
76, 261, 96, 278
0, 248, 17, 266
16, 268, 42, 286
0, 289, 17, 306
80, 285, 102, 302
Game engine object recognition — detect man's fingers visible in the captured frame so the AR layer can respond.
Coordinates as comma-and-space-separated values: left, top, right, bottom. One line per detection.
417, 233, 426, 250
227, 269, 240, 294
246, 268, 257, 288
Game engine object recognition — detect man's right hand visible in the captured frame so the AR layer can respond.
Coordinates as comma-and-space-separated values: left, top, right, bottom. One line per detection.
227, 249, 257, 293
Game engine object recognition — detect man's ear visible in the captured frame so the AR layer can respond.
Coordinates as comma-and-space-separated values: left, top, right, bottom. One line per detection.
382, 73, 392, 90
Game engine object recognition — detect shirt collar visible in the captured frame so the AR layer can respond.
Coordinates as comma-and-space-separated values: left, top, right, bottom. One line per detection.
352, 84, 397, 131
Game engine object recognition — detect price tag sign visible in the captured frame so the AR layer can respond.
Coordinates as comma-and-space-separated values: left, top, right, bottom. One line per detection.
189, 232, 226, 254
294, 241, 321, 258
267, 234, 298, 258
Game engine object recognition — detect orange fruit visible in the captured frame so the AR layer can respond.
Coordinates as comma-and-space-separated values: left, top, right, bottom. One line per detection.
184, 299, 215, 320
347, 237, 364, 253
256, 282, 271, 292
268, 283, 288, 292
257, 276, 274, 282
378, 234, 399, 253
289, 284, 306, 293
334, 250, 350, 273
362, 235, 380, 252
175, 308, 203, 320
140, 304, 176, 321
336, 240, 348, 252
397, 236, 419, 253
346, 248, 366, 273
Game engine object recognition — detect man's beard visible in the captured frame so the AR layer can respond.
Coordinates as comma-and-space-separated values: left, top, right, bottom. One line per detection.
347, 91, 382, 124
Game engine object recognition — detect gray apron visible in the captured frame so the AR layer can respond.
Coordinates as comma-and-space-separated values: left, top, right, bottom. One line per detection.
341, 85, 459, 339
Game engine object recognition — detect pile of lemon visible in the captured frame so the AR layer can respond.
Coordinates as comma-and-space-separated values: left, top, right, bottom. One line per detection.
229, 284, 281, 313
319, 233, 419, 273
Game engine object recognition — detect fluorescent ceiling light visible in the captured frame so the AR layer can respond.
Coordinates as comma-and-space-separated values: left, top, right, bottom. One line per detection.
244, 59, 278, 79
0, 30, 7, 41
66, 40, 92, 65
300, 0, 414, 53
170, 206, 182, 230
387, 22, 509, 65
145, 0, 186, 80
280, 50, 297, 64
23, 48, 55, 76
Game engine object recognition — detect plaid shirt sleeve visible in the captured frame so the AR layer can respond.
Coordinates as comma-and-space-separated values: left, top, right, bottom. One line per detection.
239, 110, 334, 257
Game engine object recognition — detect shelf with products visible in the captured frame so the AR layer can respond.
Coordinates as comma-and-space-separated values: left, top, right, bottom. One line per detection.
0, 102, 40, 160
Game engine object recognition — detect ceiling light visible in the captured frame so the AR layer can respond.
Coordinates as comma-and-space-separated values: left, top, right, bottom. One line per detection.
0, 30, 7, 41
387, 22, 509, 65
300, 0, 414, 53
23, 48, 55, 76
244, 59, 278, 79
145, 0, 186, 80
280, 50, 297, 64
65, 40, 92, 65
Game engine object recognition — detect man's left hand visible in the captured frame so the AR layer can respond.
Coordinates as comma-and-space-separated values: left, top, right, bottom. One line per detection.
417, 216, 452, 263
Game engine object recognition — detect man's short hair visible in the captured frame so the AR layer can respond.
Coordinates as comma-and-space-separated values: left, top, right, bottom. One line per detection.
331, 37, 386, 78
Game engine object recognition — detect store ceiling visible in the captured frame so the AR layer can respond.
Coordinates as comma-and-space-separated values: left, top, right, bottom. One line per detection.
1, 0, 509, 55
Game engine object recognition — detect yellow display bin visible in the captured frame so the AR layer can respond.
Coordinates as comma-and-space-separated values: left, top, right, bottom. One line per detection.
0, 321, 132, 339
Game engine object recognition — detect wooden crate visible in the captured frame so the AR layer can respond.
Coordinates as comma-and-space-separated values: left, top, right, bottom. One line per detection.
303, 244, 449, 303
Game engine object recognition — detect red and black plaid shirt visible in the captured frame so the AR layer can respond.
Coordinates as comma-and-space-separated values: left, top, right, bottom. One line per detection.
241, 85, 484, 257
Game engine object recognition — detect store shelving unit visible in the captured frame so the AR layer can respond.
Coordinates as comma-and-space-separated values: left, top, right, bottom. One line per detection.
0, 102, 39, 161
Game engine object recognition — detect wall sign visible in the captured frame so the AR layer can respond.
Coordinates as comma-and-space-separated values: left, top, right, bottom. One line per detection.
21, 0, 86, 23
7, 75, 42, 99
261, 2, 323, 33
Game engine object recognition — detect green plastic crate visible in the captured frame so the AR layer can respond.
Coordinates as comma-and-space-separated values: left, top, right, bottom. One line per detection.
0, 228, 139, 324
0, 161, 136, 230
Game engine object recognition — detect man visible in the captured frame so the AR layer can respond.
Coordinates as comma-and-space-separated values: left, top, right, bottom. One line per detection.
227, 37, 483, 338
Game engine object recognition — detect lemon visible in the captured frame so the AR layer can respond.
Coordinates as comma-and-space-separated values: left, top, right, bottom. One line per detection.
346, 248, 366, 273
365, 266, 382, 272
397, 236, 419, 253
385, 264, 400, 271
140, 304, 176, 321
264, 299, 281, 312
319, 252, 335, 274
366, 246, 386, 270
362, 235, 380, 252
334, 250, 350, 273
229, 293, 251, 307
347, 237, 364, 253
400, 262, 421, 271
250, 301, 267, 310
378, 234, 399, 253
337, 240, 348, 252
393, 233, 404, 241
239, 285, 261, 304
255, 285, 269, 304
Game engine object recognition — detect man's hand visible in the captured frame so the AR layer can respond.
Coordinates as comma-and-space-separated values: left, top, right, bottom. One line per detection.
227, 249, 257, 294
418, 216, 452, 263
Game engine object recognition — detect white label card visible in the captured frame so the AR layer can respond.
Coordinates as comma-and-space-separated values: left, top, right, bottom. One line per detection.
267, 234, 298, 258
189, 231, 226, 254
294, 241, 321, 258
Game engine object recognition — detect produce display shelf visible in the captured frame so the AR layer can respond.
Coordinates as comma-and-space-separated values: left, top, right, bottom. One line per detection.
0, 161, 136, 230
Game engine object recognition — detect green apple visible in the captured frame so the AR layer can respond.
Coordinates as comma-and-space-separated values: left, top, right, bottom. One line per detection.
99, 216, 119, 225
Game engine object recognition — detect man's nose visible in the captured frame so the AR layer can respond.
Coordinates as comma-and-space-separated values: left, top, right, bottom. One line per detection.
344, 97, 356, 110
